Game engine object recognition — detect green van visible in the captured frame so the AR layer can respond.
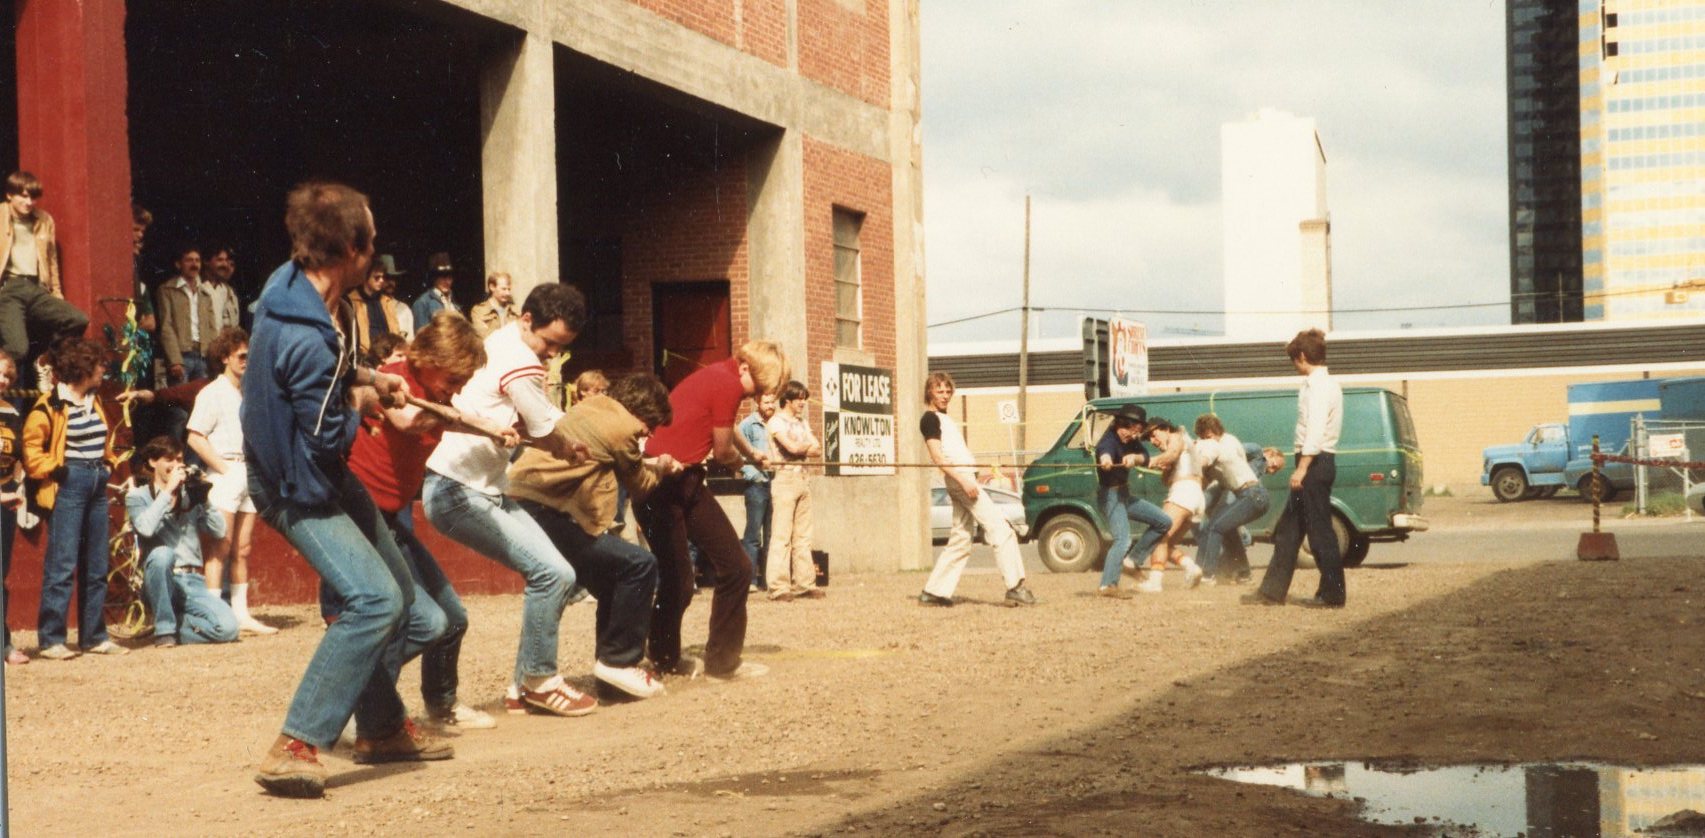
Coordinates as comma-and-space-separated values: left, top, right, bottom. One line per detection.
1021, 387, 1427, 573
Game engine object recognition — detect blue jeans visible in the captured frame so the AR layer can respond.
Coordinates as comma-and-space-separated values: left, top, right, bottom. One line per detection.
1097, 485, 1171, 588
180, 350, 210, 383
520, 499, 659, 667
741, 480, 772, 588
37, 460, 111, 648
391, 508, 468, 713
141, 550, 238, 643
253, 469, 428, 748
423, 472, 574, 685
1197, 484, 1269, 580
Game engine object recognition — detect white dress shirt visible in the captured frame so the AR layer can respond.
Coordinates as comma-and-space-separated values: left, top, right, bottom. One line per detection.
1293, 366, 1342, 455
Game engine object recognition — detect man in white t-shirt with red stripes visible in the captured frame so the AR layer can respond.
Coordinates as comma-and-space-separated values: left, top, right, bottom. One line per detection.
421, 286, 595, 717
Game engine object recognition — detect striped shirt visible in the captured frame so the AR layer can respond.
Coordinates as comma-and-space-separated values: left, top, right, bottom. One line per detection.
61, 385, 106, 461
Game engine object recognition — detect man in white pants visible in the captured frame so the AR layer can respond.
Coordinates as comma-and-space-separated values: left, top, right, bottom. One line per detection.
917, 371, 1037, 607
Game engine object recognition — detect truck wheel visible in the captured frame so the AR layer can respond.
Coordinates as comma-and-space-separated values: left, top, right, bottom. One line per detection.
1577, 474, 1619, 504
1298, 514, 1353, 570
1343, 533, 1371, 568
1491, 467, 1530, 503
1036, 513, 1105, 574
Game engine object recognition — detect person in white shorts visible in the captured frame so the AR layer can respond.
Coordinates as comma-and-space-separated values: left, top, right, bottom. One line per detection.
1139, 418, 1206, 592
185, 326, 276, 634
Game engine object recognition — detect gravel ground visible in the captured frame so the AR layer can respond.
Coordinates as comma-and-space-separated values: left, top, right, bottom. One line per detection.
7, 507, 1705, 835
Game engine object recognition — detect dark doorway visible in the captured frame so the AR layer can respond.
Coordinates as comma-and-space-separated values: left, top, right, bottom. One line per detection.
124, 0, 508, 311
0, 0, 16, 173
652, 281, 731, 388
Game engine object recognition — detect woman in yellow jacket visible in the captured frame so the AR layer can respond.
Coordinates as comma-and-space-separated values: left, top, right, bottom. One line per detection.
23, 337, 123, 659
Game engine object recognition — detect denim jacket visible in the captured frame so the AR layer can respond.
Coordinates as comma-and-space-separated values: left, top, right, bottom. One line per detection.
738, 411, 771, 484
126, 481, 226, 570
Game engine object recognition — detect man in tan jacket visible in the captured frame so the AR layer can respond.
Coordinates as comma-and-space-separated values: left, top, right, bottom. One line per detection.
507, 372, 680, 700
469, 271, 519, 339
0, 171, 88, 364
156, 245, 209, 383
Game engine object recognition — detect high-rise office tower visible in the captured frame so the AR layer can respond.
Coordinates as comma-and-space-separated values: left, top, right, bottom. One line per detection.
1221, 108, 1332, 339
1507, 0, 1585, 323
1580, 1, 1705, 319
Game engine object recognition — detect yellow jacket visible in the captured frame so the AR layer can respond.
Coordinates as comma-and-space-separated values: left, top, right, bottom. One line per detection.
22, 385, 119, 510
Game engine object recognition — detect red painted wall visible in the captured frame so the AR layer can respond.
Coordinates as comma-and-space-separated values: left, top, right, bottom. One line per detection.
13, 0, 134, 327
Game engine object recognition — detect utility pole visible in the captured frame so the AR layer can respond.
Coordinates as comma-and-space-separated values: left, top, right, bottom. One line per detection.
1017, 195, 1031, 456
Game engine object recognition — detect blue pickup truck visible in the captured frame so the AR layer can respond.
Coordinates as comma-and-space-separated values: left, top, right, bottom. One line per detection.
1481, 379, 1657, 502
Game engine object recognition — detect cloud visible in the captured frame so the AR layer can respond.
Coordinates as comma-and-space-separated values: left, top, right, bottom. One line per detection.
922, 1, 1511, 337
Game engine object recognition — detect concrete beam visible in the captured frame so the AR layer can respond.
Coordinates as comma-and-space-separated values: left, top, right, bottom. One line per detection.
479, 30, 560, 299
886, 0, 930, 569
745, 131, 809, 367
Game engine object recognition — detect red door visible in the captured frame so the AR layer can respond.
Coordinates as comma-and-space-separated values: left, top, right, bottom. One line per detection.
652, 281, 732, 389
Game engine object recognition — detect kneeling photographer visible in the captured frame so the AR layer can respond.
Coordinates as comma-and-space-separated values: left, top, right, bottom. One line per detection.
126, 435, 238, 647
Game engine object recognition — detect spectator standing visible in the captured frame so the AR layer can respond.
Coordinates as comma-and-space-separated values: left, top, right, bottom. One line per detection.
635, 341, 789, 679
128, 435, 238, 647
157, 245, 210, 383
917, 371, 1036, 607
0, 172, 88, 364
764, 381, 822, 601
201, 246, 242, 341
737, 392, 778, 591
410, 252, 461, 327
131, 204, 158, 335
1245, 328, 1346, 609
381, 267, 413, 339
244, 182, 448, 798
185, 326, 275, 635
345, 254, 404, 357
0, 350, 26, 665
508, 373, 678, 700
1092, 405, 1171, 599
24, 337, 125, 659
469, 271, 519, 339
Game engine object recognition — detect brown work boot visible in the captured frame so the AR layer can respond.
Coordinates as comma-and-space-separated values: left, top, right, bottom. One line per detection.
351, 719, 455, 765
255, 734, 328, 798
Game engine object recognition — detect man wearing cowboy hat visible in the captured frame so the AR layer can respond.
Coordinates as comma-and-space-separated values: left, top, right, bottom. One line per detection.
410, 251, 462, 328
1093, 403, 1172, 598
345, 253, 407, 356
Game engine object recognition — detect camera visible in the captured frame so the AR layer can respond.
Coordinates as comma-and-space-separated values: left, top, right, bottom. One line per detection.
180, 464, 214, 508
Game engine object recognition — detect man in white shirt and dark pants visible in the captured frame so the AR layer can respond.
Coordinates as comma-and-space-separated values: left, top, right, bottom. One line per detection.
1245, 328, 1345, 608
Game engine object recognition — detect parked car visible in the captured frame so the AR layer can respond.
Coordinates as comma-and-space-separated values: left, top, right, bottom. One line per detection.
1021, 387, 1428, 574
930, 485, 1030, 545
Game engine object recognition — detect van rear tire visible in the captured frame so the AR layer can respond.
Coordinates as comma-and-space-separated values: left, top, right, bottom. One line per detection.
1036, 513, 1105, 574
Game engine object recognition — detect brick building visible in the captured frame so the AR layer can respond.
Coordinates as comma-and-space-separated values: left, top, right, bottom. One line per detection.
0, 0, 929, 616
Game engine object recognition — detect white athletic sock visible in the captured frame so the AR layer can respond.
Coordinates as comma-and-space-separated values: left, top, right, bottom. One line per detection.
231, 583, 251, 617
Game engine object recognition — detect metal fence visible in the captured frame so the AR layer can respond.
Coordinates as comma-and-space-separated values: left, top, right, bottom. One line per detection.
1630, 416, 1705, 518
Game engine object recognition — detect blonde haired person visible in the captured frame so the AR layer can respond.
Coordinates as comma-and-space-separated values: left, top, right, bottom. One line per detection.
573, 369, 609, 403
469, 271, 519, 339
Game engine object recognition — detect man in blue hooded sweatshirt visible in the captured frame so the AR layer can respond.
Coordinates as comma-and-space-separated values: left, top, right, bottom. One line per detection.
243, 181, 449, 798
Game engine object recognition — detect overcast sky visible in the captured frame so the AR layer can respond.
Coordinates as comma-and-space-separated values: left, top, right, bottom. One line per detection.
920, 1, 1510, 343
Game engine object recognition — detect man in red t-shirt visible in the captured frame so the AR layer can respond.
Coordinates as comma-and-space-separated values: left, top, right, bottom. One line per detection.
637, 340, 787, 679
341, 313, 519, 729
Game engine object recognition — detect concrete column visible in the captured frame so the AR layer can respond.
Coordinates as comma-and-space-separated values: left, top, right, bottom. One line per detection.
886, 0, 930, 570
745, 130, 808, 367
14, 0, 133, 317
479, 30, 559, 300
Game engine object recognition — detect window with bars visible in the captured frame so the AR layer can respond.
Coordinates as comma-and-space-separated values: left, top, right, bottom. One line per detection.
832, 208, 864, 349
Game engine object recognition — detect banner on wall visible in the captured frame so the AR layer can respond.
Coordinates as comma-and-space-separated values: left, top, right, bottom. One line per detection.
820, 361, 896, 476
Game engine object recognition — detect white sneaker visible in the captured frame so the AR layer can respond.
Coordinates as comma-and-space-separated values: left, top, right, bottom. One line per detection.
238, 615, 279, 635
36, 643, 78, 660
1182, 557, 1204, 589
708, 661, 769, 681
84, 640, 129, 656
594, 661, 666, 699
1135, 571, 1164, 594
431, 703, 497, 729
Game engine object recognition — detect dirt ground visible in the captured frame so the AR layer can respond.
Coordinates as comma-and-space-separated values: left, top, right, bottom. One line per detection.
7, 497, 1705, 836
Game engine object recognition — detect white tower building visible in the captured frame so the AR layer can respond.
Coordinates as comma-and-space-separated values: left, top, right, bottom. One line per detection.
1221, 108, 1332, 339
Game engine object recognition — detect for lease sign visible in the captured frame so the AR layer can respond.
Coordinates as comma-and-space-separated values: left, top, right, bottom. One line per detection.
821, 361, 896, 476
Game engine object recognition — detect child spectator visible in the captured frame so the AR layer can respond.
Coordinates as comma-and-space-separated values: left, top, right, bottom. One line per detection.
185, 326, 275, 634
128, 435, 237, 646
764, 380, 822, 601
24, 337, 124, 658
738, 393, 779, 591
0, 350, 26, 664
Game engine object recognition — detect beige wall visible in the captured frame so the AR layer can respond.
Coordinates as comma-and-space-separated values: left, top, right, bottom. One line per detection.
949, 365, 1705, 490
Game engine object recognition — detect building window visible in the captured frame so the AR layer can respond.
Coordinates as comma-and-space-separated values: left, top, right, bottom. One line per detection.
832, 207, 864, 349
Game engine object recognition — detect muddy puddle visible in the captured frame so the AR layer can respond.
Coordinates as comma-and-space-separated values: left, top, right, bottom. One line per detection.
1202, 761, 1705, 836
